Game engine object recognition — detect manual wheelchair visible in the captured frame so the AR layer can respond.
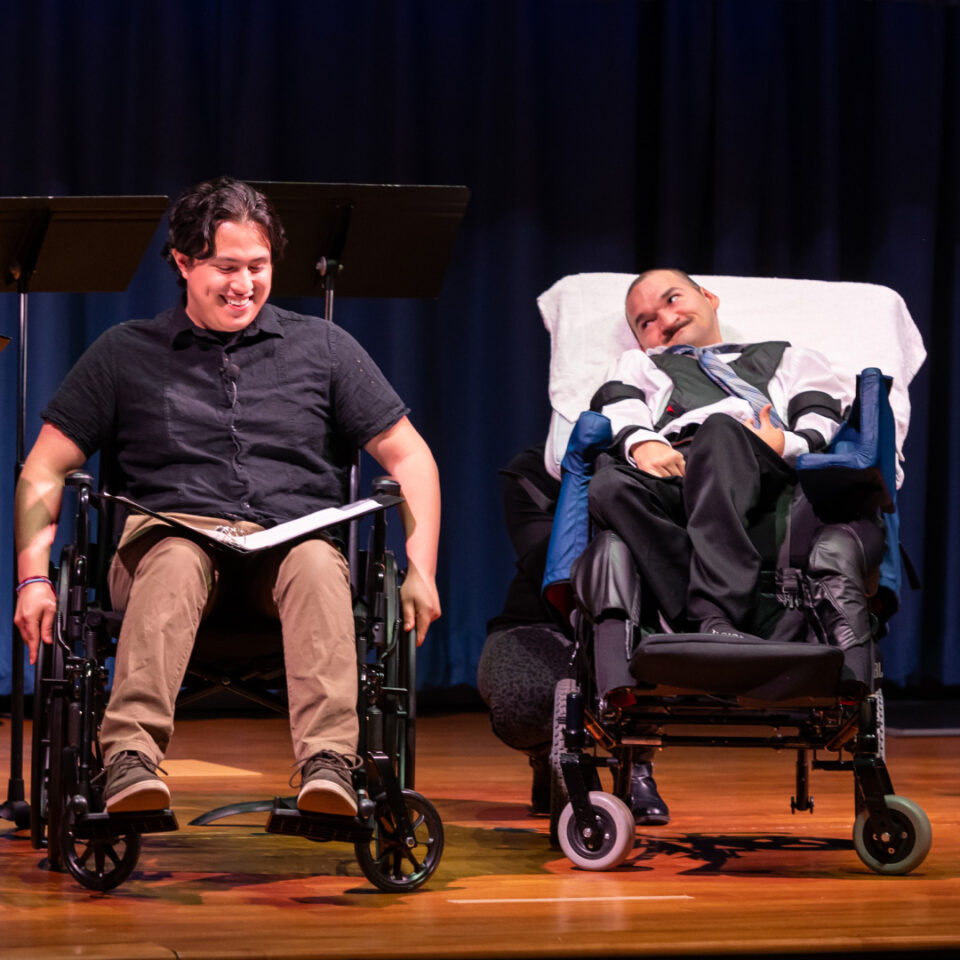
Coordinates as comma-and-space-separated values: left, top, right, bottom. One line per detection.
29, 472, 443, 893
534, 273, 932, 876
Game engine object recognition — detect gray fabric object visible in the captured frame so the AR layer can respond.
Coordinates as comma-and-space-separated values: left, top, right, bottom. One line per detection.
477, 625, 573, 752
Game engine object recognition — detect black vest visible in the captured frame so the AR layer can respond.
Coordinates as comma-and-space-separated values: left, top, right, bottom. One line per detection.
651, 342, 789, 431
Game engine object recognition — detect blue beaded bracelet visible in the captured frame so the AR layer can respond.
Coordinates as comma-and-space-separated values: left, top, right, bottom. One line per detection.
16, 576, 55, 593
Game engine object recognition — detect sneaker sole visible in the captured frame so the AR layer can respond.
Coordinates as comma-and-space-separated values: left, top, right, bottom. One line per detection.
297, 781, 358, 817
106, 778, 171, 813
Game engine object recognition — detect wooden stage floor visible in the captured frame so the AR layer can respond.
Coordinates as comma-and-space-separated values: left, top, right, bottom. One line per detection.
1, 709, 958, 959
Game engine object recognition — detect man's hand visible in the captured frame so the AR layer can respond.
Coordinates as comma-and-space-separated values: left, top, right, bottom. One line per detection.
744, 404, 786, 456
400, 563, 441, 646
630, 439, 686, 477
14, 581, 57, 666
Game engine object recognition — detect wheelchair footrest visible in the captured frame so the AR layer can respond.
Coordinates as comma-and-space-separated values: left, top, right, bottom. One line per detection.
265, 802, 373, 844
630, 632, 844, 700
74, 810, 179, 839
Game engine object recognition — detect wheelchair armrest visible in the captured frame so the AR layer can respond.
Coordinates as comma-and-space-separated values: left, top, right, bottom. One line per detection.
65, 471, 95, 489
371, 476, 402, 499
796, 368, 897, 520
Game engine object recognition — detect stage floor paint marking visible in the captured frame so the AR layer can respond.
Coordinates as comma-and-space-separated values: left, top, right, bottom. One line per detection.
448, 895, 695, 904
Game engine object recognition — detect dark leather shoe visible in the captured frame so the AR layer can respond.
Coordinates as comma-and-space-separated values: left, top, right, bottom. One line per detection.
629, 761, 670, 825
529, 752, 550, 816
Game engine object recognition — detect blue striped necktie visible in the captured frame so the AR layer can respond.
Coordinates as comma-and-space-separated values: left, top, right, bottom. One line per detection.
665, 344, 785, 429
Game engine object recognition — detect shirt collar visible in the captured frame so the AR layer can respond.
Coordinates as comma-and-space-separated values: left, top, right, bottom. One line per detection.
647, 341, 743, 357
167, 299, 285, 345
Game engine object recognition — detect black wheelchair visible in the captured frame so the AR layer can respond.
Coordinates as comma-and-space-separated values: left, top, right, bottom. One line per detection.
543, 371, 932, 876
29, 472, 443, 893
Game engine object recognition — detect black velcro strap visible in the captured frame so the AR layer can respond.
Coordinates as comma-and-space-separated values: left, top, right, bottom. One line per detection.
498, 469, 557, 514
590, 380, 646, 412
787, 390, 843, 429
794, 427, 827, 453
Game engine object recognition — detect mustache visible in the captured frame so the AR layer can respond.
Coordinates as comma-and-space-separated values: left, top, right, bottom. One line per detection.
663, 318, 691, 342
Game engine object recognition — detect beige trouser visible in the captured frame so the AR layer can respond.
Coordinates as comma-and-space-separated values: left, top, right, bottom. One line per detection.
100, 514, 358, 766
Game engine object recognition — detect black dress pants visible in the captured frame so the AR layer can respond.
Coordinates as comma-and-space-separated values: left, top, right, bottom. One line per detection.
588, 414, 796, 630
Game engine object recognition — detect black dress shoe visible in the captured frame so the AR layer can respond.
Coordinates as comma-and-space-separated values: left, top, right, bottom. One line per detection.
529, 752, 550, 816
629, 761, 670, 825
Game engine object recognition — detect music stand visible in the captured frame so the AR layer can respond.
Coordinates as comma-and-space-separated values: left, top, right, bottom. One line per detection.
1, 195, 168, 829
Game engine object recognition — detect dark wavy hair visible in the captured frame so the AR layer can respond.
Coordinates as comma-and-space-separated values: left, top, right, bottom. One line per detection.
162, 176, 288, 287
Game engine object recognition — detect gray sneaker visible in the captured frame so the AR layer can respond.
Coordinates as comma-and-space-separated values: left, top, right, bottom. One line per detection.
296, 751, 360, 817
103, 751, 170, 813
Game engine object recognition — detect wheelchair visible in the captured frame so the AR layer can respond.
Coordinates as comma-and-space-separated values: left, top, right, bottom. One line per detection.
29, 472, 443, 893
533, 273, 932, 876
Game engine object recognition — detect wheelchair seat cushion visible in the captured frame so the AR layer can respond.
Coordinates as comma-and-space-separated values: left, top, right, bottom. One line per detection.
629, 632, 844, 701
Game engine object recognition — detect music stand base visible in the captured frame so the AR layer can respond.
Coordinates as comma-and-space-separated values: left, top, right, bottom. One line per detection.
1, 779, 30, 829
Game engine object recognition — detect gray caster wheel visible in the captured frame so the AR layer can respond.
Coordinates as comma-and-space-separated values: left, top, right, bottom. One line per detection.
549, 678, 578, 847
853, 794, 931, 875
558, 791, 634, 870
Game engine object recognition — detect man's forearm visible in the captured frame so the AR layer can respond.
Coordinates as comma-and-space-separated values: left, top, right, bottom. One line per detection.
14, 423, 87, 581
390, 448, 440, 578
14, 463, 66, 581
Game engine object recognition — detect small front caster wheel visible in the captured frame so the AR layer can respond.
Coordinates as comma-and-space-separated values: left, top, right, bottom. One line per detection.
355, 789, 444, 892
853, 794, 931, 875
558, 791, 634, 870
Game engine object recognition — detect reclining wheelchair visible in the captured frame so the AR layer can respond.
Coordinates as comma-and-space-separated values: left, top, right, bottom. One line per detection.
535, 273, 932, 876
29, 469, 443, 893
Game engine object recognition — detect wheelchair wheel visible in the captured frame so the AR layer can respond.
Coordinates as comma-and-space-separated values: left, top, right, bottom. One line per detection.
60, 796, 142, 892
355, 789, 443, 892
558, 791, 634, 870
30, 610, 67, 870
549, 678, 578, 846
853, 795, 932, 876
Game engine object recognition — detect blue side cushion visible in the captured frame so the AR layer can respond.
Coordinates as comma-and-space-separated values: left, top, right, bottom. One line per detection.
542, 411, 612, 615
797, 367, 900, 598
796, 367, 896, 512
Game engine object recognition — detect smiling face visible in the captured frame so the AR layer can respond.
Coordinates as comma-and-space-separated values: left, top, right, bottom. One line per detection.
171, 220, 272, 333
625, 269, 722, 351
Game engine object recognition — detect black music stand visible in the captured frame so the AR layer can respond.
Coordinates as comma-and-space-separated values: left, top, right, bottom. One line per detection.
1, 195, 168, 829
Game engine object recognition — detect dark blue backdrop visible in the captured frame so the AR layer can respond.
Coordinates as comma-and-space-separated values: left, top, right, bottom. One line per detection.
1, 0, 958, 698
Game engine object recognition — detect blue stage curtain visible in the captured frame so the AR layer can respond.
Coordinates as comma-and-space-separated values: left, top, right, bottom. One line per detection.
1, 0, 957, 698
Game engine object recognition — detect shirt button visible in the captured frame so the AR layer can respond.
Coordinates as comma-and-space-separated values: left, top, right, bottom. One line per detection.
242, 501, 251, 510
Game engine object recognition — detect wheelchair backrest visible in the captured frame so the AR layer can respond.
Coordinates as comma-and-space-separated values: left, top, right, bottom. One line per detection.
538, 273, 926, 488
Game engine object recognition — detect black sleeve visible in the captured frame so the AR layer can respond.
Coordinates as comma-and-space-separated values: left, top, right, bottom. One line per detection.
41, 328, 120, 457
328, 324, 410, 447
589, 380, 646, 412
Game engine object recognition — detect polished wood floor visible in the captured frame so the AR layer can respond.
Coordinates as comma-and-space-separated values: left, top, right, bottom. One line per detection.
1, 709, 958, 959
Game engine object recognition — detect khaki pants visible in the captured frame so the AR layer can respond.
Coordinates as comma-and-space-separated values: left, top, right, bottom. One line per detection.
100, 514, 358, 766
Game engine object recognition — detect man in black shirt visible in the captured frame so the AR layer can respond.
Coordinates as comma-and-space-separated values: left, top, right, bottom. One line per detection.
14, 177, 441, 818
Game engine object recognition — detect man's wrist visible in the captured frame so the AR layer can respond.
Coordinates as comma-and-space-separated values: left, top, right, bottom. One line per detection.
16, 575, 55, 594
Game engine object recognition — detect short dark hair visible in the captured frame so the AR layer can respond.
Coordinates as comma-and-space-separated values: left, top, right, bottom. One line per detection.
626, 268, 702, 301
162, 176, 288, 287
